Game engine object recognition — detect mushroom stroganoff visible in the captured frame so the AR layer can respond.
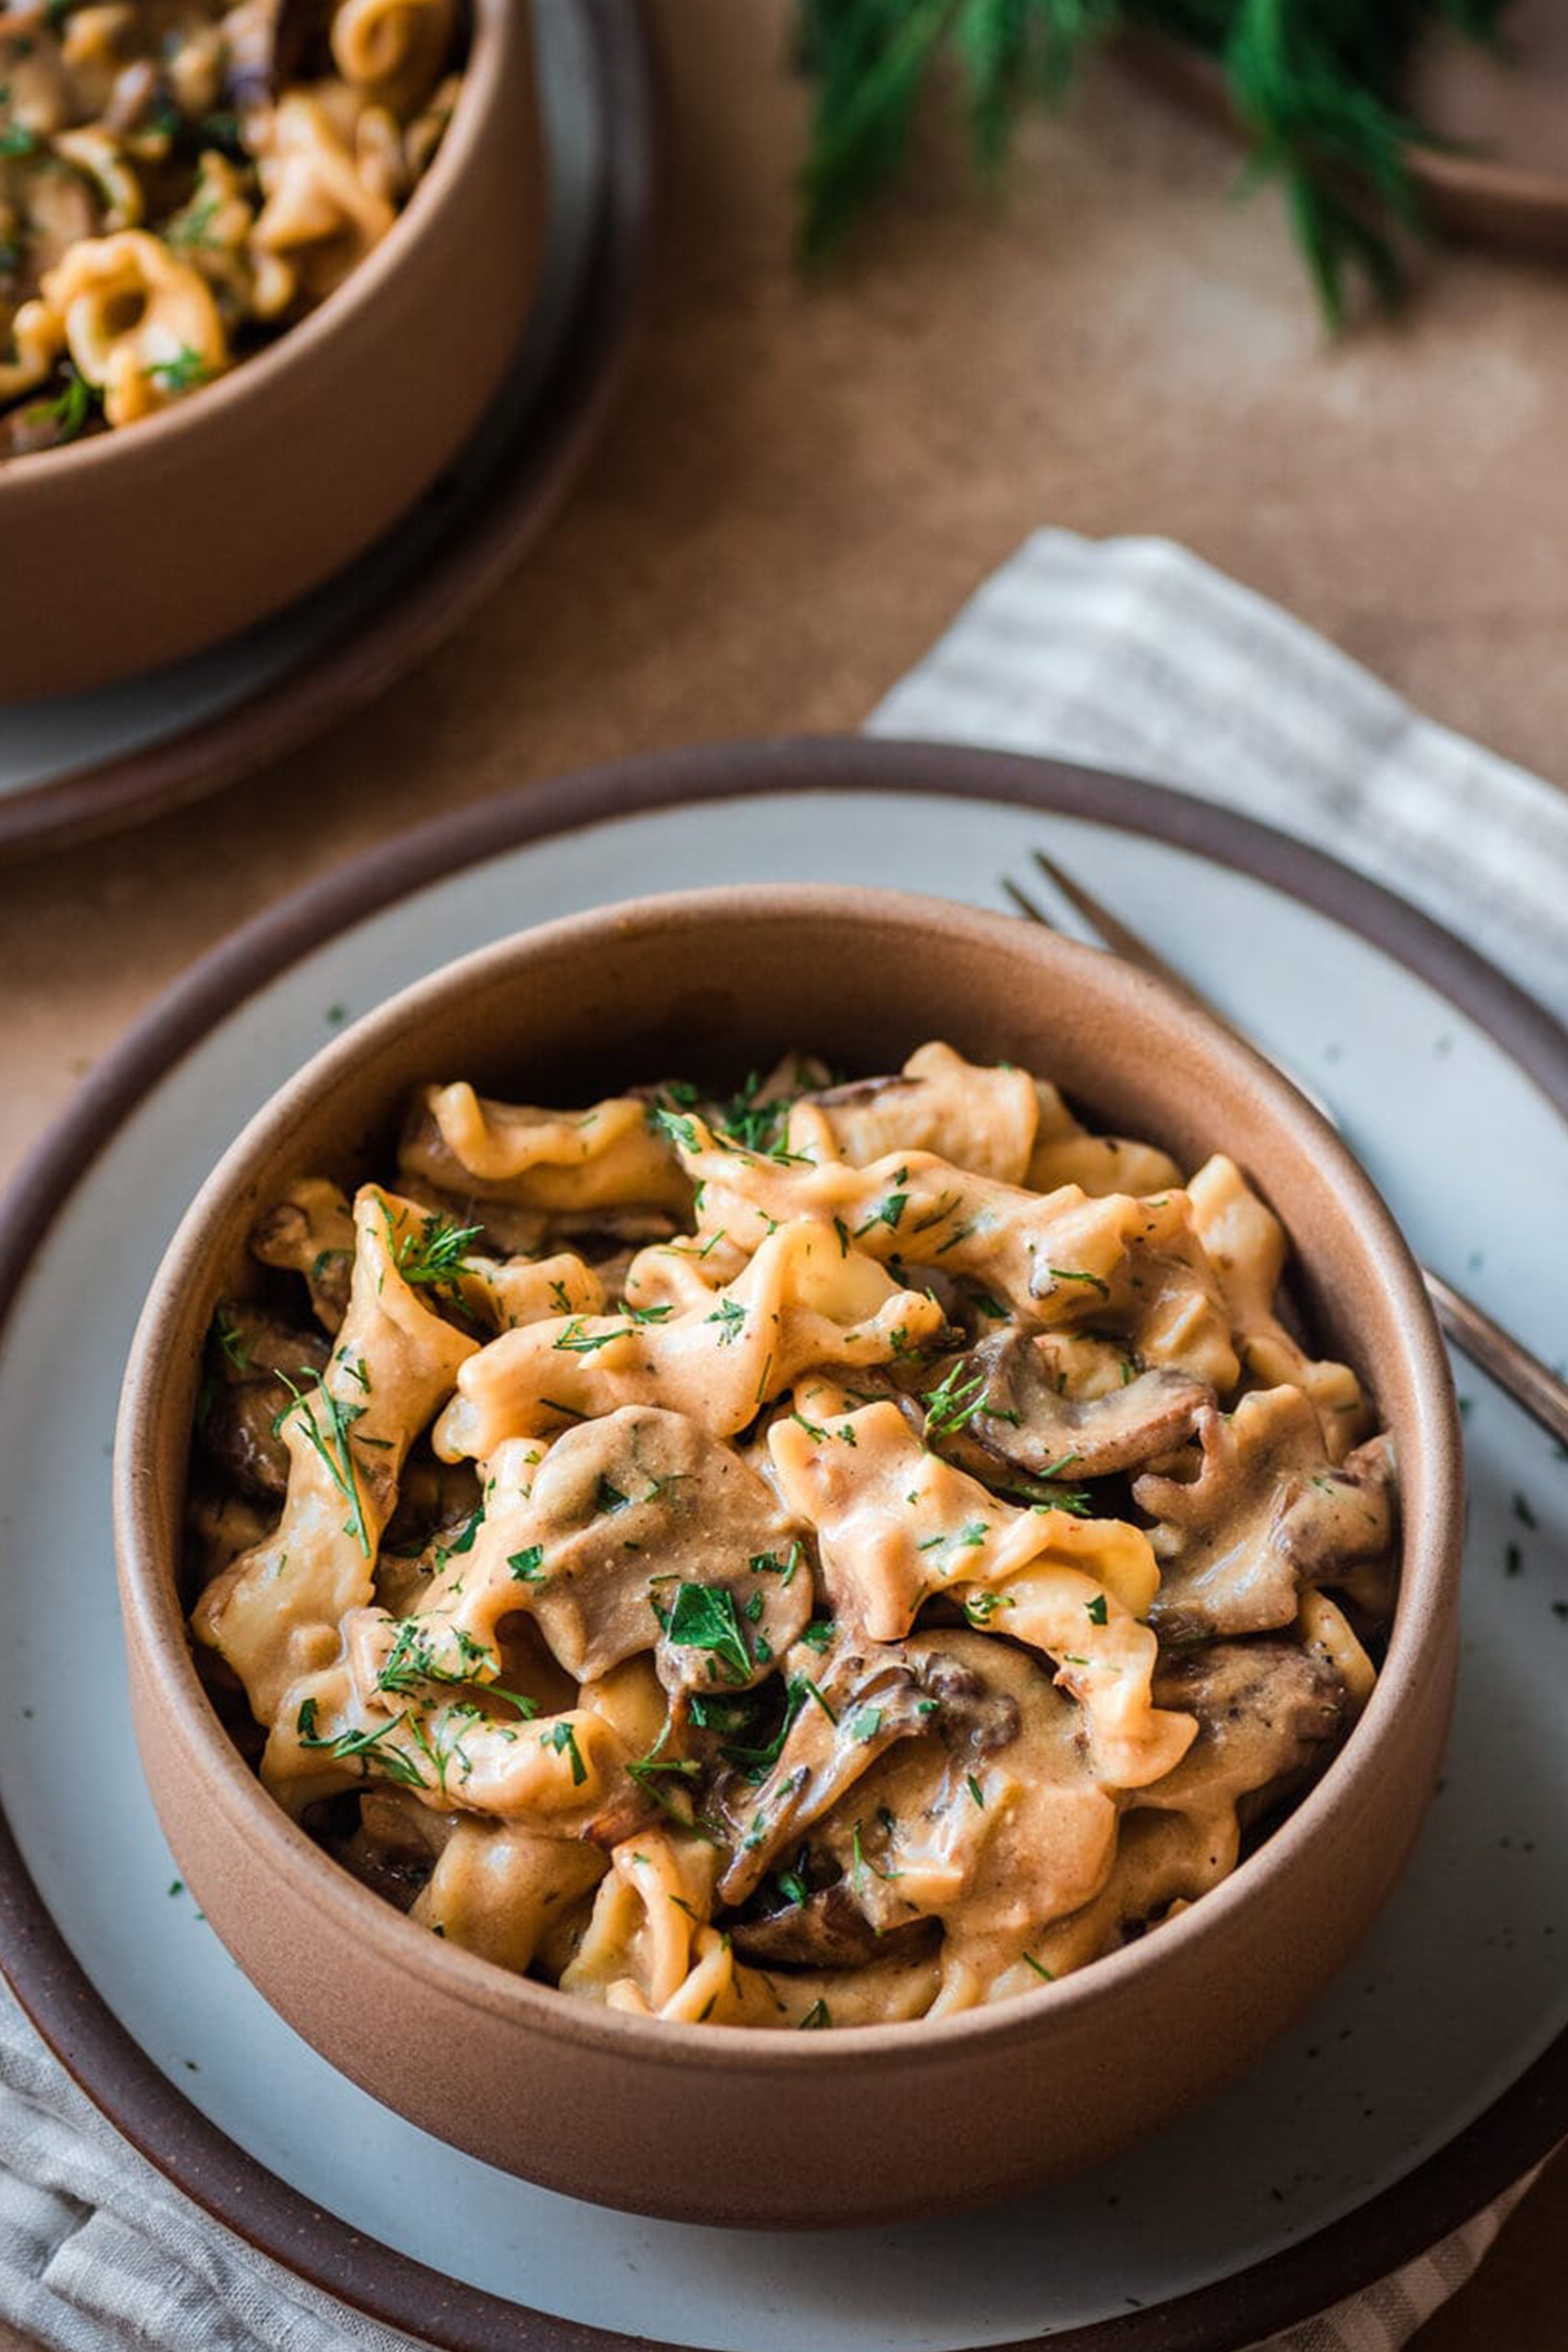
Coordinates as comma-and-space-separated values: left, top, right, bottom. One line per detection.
187, 1042, 1398, 2029
0, 0, 463, 454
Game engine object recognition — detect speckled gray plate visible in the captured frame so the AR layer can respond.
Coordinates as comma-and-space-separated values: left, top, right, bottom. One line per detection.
0, 741, 1562, 2352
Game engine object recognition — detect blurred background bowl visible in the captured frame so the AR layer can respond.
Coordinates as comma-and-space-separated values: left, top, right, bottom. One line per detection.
0, 0, 544, 705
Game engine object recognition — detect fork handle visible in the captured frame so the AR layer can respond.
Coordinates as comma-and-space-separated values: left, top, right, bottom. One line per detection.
1422, 1266, 1568, 1448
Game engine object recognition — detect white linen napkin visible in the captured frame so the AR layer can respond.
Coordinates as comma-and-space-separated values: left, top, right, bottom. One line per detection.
2, 529, 1563, 2352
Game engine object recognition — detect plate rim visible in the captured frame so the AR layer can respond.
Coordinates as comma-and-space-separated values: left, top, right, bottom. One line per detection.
0, 731, 1563, 2352
0, 0, 661, 865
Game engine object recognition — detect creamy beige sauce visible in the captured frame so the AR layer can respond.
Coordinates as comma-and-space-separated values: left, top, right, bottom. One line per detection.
0, 0, 462, 451
188, 1042, 1395, 2028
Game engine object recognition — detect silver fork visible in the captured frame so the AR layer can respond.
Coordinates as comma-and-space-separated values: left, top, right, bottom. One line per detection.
1004, 846, 1568, 1449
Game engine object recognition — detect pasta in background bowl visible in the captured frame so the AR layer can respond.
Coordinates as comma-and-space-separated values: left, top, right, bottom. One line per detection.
0, 0, 541, 701
115, 886, 1462, 2226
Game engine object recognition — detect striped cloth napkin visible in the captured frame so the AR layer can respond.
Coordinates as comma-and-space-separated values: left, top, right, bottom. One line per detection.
2, 530, 1562, 2351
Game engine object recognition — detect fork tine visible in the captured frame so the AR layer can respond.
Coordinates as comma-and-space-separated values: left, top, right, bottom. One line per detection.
1028, 847, 1231, 1028
1000, 874, 1057, 927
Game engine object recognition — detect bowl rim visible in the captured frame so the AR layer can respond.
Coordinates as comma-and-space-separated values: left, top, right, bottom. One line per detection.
0, 0, 517, 488
113, 879, 1464, 2075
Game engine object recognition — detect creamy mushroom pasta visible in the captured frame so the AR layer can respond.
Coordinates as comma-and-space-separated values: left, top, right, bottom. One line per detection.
0, 0, 463, 453
187, 1043, 1398, 2028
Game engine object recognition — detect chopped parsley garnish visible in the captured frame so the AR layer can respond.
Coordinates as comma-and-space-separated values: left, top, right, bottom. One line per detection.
847, 1704, 883, 1742
629, 1301, 674, 1324
214, 1308, 251, 1371
1046, 1265, 1111, 1299
296, 1696, 422, 1788
434, 1510, 483, 1569
854, 1184, 908, 1238
921, 1360, 990, 1440
1086, 1593, 1109, 1625
145, 341, 213, 395
798, 1998, 832, 2029
799, 1618, 835, 1652
595, 1476, 630, 1515
19, 364, 100, 444
956, 1519, 990, 1547
648, 1103, 700, 1153
963, 1592, 1013, 1626
508, 1545, 548, 1584
554, 1317, 630, 1353
750, 1541, 802, 1585
966, 1773, 986, 1809
395, 1211, 481, 1296
802, 1677, 838, 1724
662, 1582, 753, 1683
540, 1721, 588, 1786
275, 1373, 371, 1557
706, 1297, 748, 1345
1022, 1954, 1055, 1982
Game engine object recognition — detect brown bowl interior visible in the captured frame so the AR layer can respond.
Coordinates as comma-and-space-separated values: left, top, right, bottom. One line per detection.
0, 0, 544, 704
114, 885, 1462, 2227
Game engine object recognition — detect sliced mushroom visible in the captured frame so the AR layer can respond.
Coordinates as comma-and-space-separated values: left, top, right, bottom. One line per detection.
729, 1880, 940, 1968
251, 1177, 357, 1330
514, 1405, 813, 1691
814, 1633, 1118, 1962
1134, 1389, 1396, 1640
197, 1301, 328, 1502
1277, 1432, 1397, 1593
1145, 1636, 1350, 1825
327, 1786, 454, 1912
713, 1637, 937, 1906
955, 1329, 1211, 1482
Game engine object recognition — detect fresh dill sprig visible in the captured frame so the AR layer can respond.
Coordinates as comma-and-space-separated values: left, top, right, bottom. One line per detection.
794, 0, 1515, 324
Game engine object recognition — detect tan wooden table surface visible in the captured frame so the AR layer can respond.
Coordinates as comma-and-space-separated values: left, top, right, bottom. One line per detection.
0, 1, 1562, 2343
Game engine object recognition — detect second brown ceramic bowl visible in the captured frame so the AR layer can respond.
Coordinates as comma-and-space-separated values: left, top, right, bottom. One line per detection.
1, 0, 542, 705
113, 886, 1462, 2228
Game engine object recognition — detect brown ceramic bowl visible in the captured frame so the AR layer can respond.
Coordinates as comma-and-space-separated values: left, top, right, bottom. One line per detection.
0, 0, 542, 706
113, 886, 1462, 2229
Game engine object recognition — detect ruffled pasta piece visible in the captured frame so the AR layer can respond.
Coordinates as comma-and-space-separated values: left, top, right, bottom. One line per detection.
51, 125, 142, 230
1026, 1079, 1183, 1199
1134, 1387, 1397, 1640
1186, 1154, 1370, 1455
42, 229, 229, 424
768, 1391, 1192, 1789
193, 1184, 478, 1733
414, 1821, 607, 1974
432, 1219, 947, 1457
1030, 1810, 1233, 1982
0, 298, 66, 403
1296, 1588, 1377, 1712
250, 90, 396, 306
786, 1042, 1039, 1184
668, 1120, 1239, 1391
332, 0, 457, 114
400, 1080, 693, 1218
560, 1831, 725, 2014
